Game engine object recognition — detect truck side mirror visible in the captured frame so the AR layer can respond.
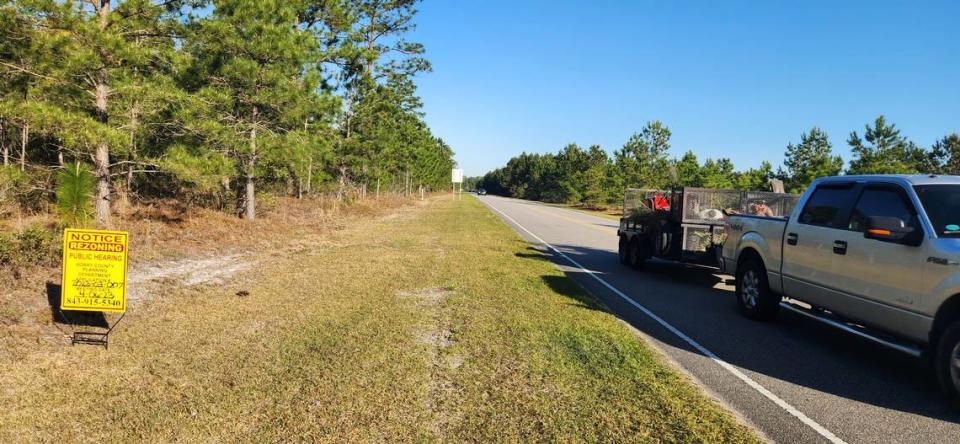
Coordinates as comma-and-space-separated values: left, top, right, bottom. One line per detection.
865, 216, 922, 246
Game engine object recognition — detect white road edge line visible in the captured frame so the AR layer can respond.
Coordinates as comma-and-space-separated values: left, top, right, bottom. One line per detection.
483, 199, 847, 444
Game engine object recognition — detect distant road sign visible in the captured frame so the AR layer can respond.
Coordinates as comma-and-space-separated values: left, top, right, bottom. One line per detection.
452, 168, 464, 183
61, 228, 129, 313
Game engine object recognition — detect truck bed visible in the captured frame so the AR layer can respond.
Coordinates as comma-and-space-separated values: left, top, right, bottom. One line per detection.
720, 213, 788, 287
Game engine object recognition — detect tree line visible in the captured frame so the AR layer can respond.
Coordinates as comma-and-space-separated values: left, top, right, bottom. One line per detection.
0, 0, 455, 228
480, 117, 960, 206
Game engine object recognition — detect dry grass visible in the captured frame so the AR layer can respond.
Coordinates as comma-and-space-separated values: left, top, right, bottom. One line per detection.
0, 194, 420, 356
0, 195, 758, 443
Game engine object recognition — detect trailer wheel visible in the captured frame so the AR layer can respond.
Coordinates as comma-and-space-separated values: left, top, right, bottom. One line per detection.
628, 237, 645, 270
735, 259, 780, 320
618, 236, 630, 265
935, 320, 960, 401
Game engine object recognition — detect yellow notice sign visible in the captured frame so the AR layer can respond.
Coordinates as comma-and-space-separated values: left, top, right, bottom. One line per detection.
61, 228, 129, 313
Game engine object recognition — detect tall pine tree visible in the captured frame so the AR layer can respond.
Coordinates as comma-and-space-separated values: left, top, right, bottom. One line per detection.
783, 127, 843, 192
614, 121, 672, 189
847, 116, 926, 175
186, 0, 318, 220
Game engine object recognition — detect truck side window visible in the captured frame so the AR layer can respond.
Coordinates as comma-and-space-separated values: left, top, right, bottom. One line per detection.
848, 188, 916, 232
798, 186, 856, 228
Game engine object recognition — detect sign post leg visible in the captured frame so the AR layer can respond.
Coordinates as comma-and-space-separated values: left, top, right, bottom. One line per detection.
57, 307, 125, 349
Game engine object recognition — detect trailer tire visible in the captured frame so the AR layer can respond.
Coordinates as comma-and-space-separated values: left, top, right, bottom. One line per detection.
618, 236, 630, 265
629, 237, 646, 270
735, 259, 780, 320
935, 320, 960, 401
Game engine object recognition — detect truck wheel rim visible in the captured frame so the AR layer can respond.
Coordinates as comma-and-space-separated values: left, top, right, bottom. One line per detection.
741, 270, 760, 309
951, 342, 960, 393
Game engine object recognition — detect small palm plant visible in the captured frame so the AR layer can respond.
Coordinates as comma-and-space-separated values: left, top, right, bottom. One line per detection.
56, 162, 96, 227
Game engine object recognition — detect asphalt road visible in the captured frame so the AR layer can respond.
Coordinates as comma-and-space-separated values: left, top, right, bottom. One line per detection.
479, 194, 960, 444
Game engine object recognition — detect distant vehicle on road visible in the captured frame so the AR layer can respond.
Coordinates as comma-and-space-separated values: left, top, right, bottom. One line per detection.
477, 187, 487, 196
723, 175, 960, 400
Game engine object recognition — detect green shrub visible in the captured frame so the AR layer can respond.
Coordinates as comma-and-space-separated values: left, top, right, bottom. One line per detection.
0, 234, 15, 266
255, 190, 279, 215
14, 226, 58, 266
0, 166, 25, 208
16, 188, 49, 213
0, 166, 52, 213
0, 226, 60, 273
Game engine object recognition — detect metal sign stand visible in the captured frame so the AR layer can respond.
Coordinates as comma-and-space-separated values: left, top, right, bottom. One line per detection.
57, 307, 126, 349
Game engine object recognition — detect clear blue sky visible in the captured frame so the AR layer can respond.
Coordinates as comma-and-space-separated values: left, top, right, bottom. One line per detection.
409, 0, 959, 177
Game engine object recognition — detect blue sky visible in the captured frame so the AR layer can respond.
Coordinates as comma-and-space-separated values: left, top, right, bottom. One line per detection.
409, 0, 959, 177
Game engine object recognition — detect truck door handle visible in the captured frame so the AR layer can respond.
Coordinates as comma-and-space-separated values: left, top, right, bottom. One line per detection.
833, 240, 847, 255
786, 233, 798, 246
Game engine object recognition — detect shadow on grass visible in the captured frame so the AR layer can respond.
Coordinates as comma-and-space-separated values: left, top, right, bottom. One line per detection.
515, 252, 551, 261
541, 275, 607, 313
512, 246, 608, 313
46, 282, 108, 328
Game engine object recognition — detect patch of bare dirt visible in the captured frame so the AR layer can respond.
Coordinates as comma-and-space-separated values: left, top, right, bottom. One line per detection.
398, 286, 455, 306
127, 253, 254, 301
399, 285, 461, 436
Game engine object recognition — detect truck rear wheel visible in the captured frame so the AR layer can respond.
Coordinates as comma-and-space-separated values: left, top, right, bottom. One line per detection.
935, 321, 960, 401
618, 236, 630, 265
735, 259, 780, 320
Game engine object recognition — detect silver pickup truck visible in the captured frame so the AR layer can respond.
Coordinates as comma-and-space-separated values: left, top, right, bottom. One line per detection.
722, 175, 960, 399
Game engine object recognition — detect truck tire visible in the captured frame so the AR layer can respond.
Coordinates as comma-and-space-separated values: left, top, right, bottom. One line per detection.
935, 321, 960, 401
628, 237, 645, 270
735, 259, 780, 320
618, 236, 630, 265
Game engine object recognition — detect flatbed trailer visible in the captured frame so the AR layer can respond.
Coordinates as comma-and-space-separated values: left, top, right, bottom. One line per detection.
616, 187, 799, 268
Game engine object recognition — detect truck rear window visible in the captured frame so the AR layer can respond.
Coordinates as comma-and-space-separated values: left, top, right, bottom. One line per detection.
915, 185, 960, 238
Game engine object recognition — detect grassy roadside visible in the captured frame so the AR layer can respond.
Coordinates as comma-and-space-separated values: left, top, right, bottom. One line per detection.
0, 195, 413, 352
0, 196, 758, 442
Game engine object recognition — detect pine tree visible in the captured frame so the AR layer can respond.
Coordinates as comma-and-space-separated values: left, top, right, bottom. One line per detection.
734, 161, 773, 190
56, 162, 95, 227
927, 133, 960, 175
783, 127, 843, 192
186, 0, 319, 220
335, 0, 430, 199
580, 145, 612, 206
1, 0, 188, 227
550, 143, 587, 203
1, 0, 454, 220
700, 158, 736, 188
673, 151, 703, 187
614, 121, 672, 189
847, 116, 925, 175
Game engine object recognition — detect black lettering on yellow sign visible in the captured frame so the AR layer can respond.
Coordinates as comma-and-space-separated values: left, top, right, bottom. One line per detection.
61, 228, 129, 313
